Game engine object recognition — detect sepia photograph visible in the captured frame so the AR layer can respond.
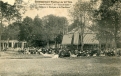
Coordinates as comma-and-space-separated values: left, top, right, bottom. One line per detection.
0, 0, 121, 76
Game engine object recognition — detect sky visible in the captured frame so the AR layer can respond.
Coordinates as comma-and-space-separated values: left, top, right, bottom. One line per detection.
1, 0, 101, 25
2, 0, 78, 19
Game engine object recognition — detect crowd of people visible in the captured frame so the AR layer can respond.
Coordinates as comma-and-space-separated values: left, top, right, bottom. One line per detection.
18, 47, 121, 57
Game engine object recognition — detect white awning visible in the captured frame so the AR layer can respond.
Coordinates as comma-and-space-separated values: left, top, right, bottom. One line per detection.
61, 34, 73, 45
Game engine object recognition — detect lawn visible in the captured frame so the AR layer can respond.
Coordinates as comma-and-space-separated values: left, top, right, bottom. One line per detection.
0, 51, 121, 76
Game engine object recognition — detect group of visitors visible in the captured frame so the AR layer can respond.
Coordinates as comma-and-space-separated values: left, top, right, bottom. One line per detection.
77, 48, 121, 57
18, 47, 121, 57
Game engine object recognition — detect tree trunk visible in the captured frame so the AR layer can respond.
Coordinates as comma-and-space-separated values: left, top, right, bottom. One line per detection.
99, 41, 101, 52
47, 41, 49, 48
81, 35, 84, 51
0, 18, 2, 51
55, 40, 57, 48
114, 28, 117, 49
80, 11, 85, 51
0, 34, 1, 51
105, 37, 108, 50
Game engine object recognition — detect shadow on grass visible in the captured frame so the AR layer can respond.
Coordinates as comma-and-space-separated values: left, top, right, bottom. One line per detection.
52, 67, 120, 76
94, 57, 121, 64
52, 73, 120, 76
62, 56, 121, 64
52, 72, 120, 76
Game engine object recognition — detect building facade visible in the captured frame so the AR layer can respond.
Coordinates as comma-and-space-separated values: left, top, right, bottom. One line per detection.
1, 40, 27, 51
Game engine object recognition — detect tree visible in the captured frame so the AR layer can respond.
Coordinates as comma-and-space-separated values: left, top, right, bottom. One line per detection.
92, 0, 121, 49
42, 14, 68, 48
30, 15, 44, 47
0, 1, 21, 51
33, 15, 43, 26
18, 16, 33, 42
69, 0, 97, 51
1, 22, 20, 40
68, 19, 81, 32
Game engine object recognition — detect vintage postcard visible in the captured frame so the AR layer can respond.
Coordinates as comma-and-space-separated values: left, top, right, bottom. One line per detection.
0, 0, 121, 76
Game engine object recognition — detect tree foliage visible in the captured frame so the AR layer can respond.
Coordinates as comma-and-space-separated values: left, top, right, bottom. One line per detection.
42, 15, 68, 43
0, 1, 68, 47
0, 1, 21, 23
2, 22, 20, 40
18, 16, 33, 41
69, 0, 98, 50
92, 0, 121, 48
2, 14, 68, 47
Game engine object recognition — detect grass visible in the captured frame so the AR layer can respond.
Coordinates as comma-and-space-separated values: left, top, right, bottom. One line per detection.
0, 51, 52, 59
0, 51, 121, 76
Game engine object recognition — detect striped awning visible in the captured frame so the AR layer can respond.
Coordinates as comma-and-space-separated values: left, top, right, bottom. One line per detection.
83, 34, 99, 44
62, 33, 99, 45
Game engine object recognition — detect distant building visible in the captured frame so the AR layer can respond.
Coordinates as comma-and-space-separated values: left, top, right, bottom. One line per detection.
62, 26, 121, 50
1, 40, 27, 51
61, 27, 99, 50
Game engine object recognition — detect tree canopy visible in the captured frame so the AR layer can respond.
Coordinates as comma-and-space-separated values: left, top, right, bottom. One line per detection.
92, 0, 121, 48
1, 14, 68, 47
